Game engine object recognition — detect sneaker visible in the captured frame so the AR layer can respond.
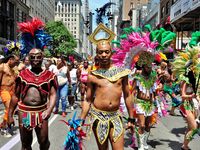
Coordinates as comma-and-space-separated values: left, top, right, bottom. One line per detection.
53, 110, 58, 114
62, 112, 66, 117
2, 129, 12, 138
71, 106, 74, 111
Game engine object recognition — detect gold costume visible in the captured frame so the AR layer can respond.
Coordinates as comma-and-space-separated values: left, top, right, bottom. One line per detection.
90, 106, 123, 145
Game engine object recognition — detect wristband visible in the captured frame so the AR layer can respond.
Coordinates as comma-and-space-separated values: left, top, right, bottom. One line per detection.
128, 117, 135, 124
81, 119, 85, 126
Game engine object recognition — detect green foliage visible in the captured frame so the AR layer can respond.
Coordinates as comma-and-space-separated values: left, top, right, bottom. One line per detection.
45, 21, 77, 56
43, 48, 52, 57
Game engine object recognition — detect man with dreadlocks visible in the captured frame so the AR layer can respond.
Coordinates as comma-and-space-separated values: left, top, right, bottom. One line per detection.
8, 18, 57, 150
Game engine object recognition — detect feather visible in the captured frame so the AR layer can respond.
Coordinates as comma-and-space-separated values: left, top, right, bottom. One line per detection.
18, 18, 52, 55
95, 2, 116, 24
61, 112, 88, 150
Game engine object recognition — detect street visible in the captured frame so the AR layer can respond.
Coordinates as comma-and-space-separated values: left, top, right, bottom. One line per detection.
0, 103, 199, 150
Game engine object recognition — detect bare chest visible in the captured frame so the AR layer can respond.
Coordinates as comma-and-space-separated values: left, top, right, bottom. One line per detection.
94, 77, 122, 89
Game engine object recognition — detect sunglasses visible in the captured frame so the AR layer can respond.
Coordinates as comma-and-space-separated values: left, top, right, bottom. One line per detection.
30, 55, 42, 60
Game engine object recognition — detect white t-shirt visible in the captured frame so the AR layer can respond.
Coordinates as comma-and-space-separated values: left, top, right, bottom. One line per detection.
57, 66, 68, 83
49, 64, 58, 74
70, 68, 77, 84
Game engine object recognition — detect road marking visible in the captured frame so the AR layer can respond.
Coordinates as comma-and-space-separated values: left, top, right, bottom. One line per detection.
0, 114, 58, 150
0, 134, 20, 150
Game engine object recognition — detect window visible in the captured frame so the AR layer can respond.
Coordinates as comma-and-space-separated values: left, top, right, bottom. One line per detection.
172, 0, 177, 4
7, 1, 10, 16
16, 9, 20, 21
68, 4, 70, 12
166, 2, 169, 15
55, 5, 57, 12
0, 21, 3, 37
161, 6, 165, 18
7, 25, 10, 39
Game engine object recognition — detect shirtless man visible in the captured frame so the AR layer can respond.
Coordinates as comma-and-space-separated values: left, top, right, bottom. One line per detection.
0, 55, 19, 136
80, 40, 134, 150
132, 51, 157, 150
8, 48, 57, 150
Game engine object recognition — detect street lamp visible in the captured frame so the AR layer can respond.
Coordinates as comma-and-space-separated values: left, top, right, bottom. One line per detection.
130, 2, 137, 28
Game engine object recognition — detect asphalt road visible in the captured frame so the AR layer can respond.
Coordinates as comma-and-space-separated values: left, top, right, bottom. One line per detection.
0, 103, 199, 150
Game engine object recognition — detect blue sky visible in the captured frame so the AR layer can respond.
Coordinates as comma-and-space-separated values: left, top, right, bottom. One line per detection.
89, 0, 109, 29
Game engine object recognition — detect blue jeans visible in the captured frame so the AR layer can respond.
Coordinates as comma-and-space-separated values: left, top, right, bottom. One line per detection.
56, 84, 68, 112
71, 83, 77, 101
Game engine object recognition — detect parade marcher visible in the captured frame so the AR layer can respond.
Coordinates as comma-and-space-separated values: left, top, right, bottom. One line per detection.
77, 60, 90, 106
18, 55, 31, 71
0, 54, 19, 137
111, 25, 176, 150
54, 57, 71, 117
80, 23, 134, 150
173, 45, 200, 150
8, 18, 57, 149
0, 41, 20, 137
91, 56, 100, 71
68, 63, 78, 110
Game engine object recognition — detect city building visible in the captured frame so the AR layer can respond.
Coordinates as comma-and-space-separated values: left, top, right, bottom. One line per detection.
170, 0, 200, 50
26, 0, 55, 23
144, 0, 160, 29
0, 0, 29, 51
110, 0, 120, 40
119, 0, 149, 30
81, 0, 93, 57
160, 0, 177, 26
55, 0, 84, 54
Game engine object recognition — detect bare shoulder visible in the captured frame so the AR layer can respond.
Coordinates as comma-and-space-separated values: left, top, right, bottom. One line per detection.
0, 63, 3, 72
88, 73, 96, 82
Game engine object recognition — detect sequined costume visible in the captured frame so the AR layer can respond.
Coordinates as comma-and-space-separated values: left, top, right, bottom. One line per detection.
17, 68, 57, 129
90, 66, 130, 144
90, 105, 123, 145
134, 71, 157, 116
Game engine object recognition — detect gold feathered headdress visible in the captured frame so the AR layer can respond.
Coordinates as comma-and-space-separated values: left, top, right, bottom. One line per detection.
172, 47, 200, 78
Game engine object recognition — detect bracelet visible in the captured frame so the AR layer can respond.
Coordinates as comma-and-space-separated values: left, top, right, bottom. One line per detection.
81, 119, 85, 126
128, 117, 135, 124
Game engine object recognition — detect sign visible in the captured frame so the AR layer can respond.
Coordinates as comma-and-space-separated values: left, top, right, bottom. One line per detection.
170, 0, 200, 22
170, 0, 182, 21
191, 0, 200, 9
181, 0, 191, 13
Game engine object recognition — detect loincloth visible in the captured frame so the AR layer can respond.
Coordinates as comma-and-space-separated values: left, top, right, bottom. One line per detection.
18, 102, 47, 129
90, 105, 123, 145
135, 98, 155, 117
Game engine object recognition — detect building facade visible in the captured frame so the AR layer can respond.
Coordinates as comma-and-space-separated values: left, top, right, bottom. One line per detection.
55, 0, 83, 54
110, 0, 120, 41
0, 0, 29, 51
145, 0, 160, 29
119, 0, 149, 30
26, 0, 55, 23
160, 0, 177, 25
170, 0, 200, 50
81, 0, 93, 57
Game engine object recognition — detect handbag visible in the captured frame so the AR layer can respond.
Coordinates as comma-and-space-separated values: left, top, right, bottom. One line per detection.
57, 76, 68, 86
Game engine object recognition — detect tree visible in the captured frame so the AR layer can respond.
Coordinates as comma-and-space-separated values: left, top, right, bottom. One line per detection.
45, 21, 77, 56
